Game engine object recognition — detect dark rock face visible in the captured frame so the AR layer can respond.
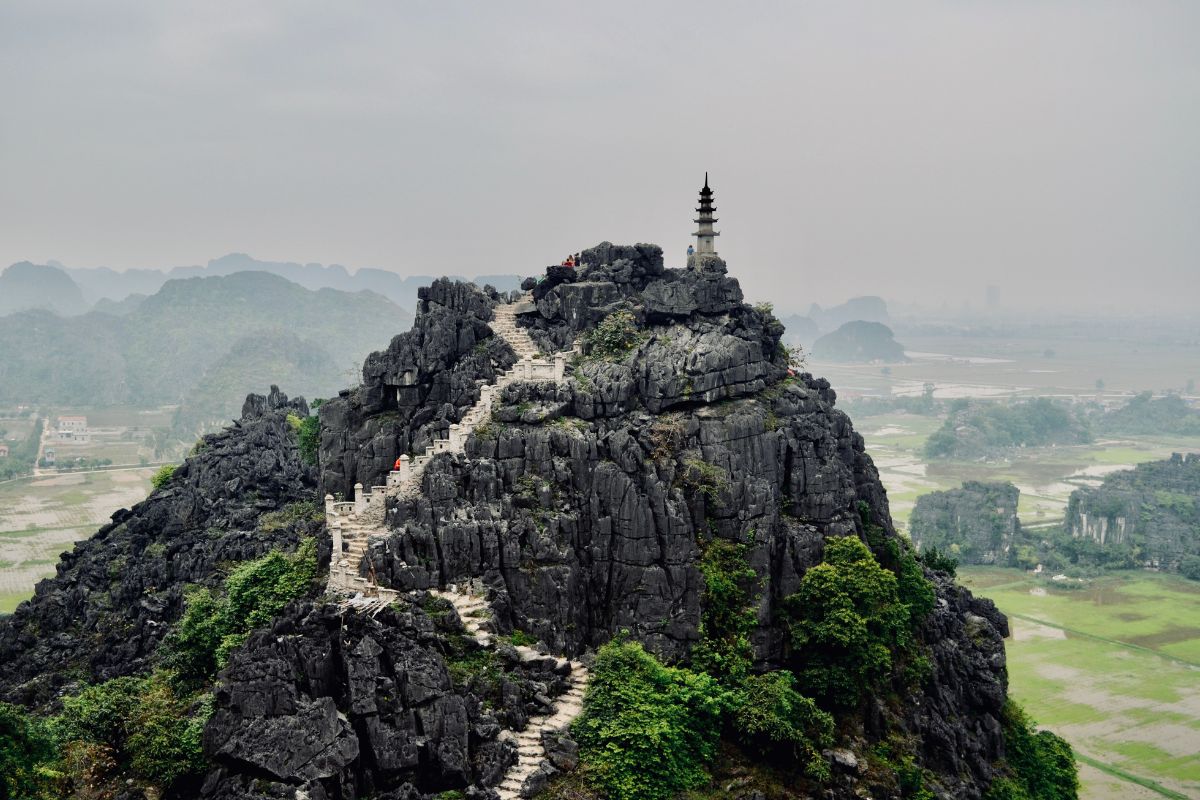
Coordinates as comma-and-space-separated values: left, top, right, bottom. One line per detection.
365, 374, 880, 663
1066, 452, 1200, 570
319, 279, 516, 498
201, 600, 573, 800
301, 242, 1011, 798
0, 242, 1015, 800
0, 388, 319, 708
910, 481, 1022, 565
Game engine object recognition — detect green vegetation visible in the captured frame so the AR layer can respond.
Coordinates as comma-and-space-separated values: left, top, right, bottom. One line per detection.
287, 412, 321, 465
925, 398, 1092, 459
680, 458, 729, 505
1098, 392, 1200, 436
573, 639, 724, 800
507, 629, 538, 647
162, 539, 319, 686
580, 310, 644, 361
985, 701, 1078, 800
782, 535, 922, 708
149, 463, 177, 490
0, 418, 42, 482
258, 499, 324, 533
0, 701, 56, 800
0, 676, 211, 798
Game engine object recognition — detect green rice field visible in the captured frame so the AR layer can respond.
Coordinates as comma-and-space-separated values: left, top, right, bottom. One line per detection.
961, 568, 1200, 800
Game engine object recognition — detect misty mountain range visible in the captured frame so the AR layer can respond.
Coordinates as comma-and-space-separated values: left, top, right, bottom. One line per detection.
0, 254, 526, 316
0, 270, 418, 441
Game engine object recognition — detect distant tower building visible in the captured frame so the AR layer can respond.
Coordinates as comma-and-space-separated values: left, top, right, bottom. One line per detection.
693, 173, 719, 256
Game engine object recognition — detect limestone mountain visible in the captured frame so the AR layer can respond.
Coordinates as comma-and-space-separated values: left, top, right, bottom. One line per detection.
1066, 453, 1200, 571
910, 482, 1022, 564
812, 320, 908, 363
0, 271, 411, 412
0, 261, 89, 316
0, 243, 1072, 800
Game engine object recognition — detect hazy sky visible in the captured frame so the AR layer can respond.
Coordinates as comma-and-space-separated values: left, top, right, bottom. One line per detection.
2, 2, 1197, 313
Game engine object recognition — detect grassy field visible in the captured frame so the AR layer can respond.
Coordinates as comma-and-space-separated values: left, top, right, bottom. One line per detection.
961, 568, 1200, 800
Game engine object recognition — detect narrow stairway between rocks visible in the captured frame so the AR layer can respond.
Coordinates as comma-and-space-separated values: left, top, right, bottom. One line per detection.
430, 586, 588, 800
324, 291, 589, 799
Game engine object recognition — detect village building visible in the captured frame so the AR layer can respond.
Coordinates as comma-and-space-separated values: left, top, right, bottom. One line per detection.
56, 415, 90, 443
0, 444, 9, 458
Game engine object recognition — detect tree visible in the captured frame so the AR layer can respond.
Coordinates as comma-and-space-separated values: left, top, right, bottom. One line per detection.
781, 536, 915, 708
573, 639, 723, 800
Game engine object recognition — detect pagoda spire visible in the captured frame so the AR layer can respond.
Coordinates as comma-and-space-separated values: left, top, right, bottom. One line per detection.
693, 173, 719, 256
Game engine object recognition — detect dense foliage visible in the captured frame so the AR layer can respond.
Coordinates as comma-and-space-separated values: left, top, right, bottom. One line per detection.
985, 701, 1078, 800
573, 639, 724, 800
1097, 392, 1200, 436
0, 702, 56, 800
163, 538, 319, 686
782, 536, 916, 707
924, 398, 1092, 459
0, 678, 211, 799
0, 418, 42, 481
693, 540, 834, 776
288, 411, 321, 465
54, 674, 211, 790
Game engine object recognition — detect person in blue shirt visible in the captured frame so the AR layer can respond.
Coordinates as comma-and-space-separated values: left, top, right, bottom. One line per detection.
687, 244, 695, 258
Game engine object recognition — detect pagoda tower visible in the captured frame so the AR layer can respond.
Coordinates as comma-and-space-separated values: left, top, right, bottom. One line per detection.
693, 173, 720, 256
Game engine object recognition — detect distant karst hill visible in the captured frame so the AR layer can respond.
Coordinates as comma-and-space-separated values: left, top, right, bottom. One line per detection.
0, 272, 412, 426
1067, 453, 1200, 573
812, 320, 908, 363
0, 261, 89, 317
924, 398, 1092, 459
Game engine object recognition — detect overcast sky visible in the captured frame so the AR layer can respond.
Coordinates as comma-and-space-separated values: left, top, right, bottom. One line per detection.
1, 2, 1197, 313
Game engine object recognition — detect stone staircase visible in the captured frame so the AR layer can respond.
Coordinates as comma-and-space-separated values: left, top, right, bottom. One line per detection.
433, 585, 589, 800
325, 291, 570, 594
324, 291, 589, 798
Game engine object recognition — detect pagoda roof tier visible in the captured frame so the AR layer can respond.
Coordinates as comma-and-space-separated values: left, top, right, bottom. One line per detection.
692, 229, 721, 236
694, 217, 719, 224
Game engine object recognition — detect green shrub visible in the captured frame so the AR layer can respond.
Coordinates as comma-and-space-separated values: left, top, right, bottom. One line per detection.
288, 413, 321, 465
582, 310, 644, 361
681, 458, 729, 505
1180, 554, 1200, 581
574, 639, 723, 800
919, 546, 958, 577
0, 702, 57, 800
730, 671, 833, 779
985, 700, 1078, 800
54, 674, 209, 791
781, 536, 914, 708
508, 629, 538, 647
258, 500, 324, 533
691, 540, 757, 682
162, 539, 319, 686
150, 464, 177, 490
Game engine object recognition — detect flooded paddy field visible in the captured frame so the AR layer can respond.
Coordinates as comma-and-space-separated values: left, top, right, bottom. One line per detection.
962, 568, 1200, 800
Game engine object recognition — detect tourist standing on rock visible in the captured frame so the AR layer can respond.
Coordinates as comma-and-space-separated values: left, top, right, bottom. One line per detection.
393, 456, 403, 471
687, 244, 695, 259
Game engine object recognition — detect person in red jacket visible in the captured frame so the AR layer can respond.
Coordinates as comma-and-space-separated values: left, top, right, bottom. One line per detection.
393, 456, 403, 471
